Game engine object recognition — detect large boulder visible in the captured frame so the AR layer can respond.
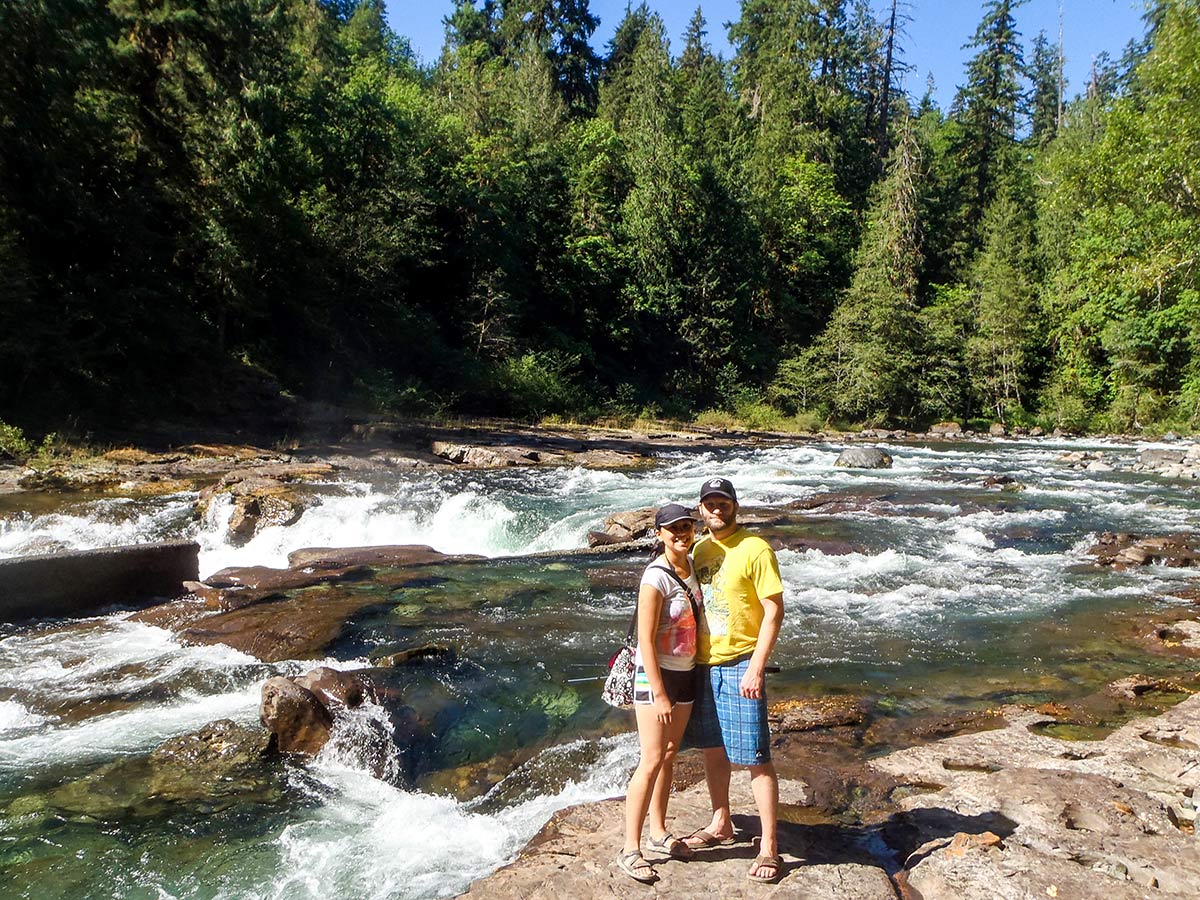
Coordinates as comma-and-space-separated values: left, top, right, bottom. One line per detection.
198, 463, 334, 545
294, 665, 372, 708
431, 442, 541, 467
595, 507, 657, 543
260, 675, 336, 755
834, 446, 893, 469
1140, 448, 1187, 468
928, 421, 963, 437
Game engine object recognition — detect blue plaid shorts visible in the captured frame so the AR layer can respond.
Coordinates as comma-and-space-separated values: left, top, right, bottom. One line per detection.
684, 657, 771, 766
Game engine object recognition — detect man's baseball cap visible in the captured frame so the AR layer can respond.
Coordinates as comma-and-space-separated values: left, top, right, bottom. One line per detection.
654, 503, 700, 529
699, 477, 737, 502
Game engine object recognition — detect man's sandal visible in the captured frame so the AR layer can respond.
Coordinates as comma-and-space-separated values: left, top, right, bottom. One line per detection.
681, 828, 736, 849
616, 849, 658, 884
748, 853, 782, 883
646, 832, 694, 860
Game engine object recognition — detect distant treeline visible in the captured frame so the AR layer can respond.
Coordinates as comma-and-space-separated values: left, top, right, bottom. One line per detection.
1, 0, 1197, 433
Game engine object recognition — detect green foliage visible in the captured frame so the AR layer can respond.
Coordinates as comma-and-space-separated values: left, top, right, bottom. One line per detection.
493, 351, 590, 418
0, 420, 57, 464
1, 0, 1197, 436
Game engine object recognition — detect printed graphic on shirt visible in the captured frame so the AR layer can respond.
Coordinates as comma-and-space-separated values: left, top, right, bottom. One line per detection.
657, 593, 698, 658
695, 549, 728, 638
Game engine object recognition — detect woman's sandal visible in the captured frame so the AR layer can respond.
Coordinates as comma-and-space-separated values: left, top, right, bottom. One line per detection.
748, 853, 782, 883
646, 831, 694, 860
616, 849, 659, 884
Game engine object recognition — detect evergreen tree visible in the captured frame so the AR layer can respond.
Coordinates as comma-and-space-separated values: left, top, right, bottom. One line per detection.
772, 119, 924, 422
952, 0, 1026, 242
1028, 29, 1060, 145
965, 184, 1040, 421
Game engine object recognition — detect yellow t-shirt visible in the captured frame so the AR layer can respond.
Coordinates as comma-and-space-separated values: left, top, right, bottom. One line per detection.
693, 528, 784, 665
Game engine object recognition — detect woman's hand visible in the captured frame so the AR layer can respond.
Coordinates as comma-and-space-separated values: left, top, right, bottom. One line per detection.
654, 693, 673, 724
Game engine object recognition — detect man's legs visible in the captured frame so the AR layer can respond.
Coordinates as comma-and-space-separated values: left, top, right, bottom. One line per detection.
698, 746, 735, 840
749, 761, 779, 861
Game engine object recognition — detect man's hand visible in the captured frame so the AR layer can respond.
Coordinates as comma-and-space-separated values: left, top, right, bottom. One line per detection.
740, 667, 764, 699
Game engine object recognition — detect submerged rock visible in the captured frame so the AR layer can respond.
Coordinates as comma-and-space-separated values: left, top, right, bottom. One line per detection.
373, 643, 456, 667
835, 446, 894, 469
769, 695, 867, 732
1105, 674, 1191, 700
7, 720, 279, 821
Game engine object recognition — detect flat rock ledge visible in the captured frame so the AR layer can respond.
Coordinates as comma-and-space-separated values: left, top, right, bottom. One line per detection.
465, 695, 1200, 899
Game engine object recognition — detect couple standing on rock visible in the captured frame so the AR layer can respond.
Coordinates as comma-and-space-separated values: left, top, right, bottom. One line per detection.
619, 477, 785, 885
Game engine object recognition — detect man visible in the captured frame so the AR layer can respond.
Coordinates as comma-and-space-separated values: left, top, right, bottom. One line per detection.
683, 476, 785, 884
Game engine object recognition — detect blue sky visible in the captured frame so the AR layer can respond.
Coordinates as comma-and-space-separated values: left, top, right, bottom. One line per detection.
383, 0, 1150, 108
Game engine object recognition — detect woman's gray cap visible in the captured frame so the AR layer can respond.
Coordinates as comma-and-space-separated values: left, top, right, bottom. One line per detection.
655, 503, 700, 528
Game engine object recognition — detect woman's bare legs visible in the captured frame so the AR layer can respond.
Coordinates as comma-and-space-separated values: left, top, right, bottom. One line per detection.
647, 701, 691, 841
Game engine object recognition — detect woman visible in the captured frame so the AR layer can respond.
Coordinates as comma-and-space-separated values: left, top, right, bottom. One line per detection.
617, 502, 704, 884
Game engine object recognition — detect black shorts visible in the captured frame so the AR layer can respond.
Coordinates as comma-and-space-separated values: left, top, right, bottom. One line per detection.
633, 665, 696, 706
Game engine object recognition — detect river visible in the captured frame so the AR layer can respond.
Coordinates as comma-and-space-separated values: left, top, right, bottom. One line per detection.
0, 437, 1197, 898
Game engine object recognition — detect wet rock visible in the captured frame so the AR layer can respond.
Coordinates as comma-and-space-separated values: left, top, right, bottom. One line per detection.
835, 446, 893, 469
769, 695, 867, 732
260, 675, 335, 755
294, 666, 373, 708
10, 719, 279, 820
1146, 620, 1200, 653
285, 544, 450, 569
373, 643, 456, 667
758, 532, 860, 556
178, 589, 380, 661
981, 474, 1024, 492
1140, 448, 1187, 468
786, 491, 890, 514
196, 463, 334, 545
928, 422, 963, 437
205, 564, 372, 592
1105, 675, 1191, 700
987, 423, 1006, 437
597, 507, 657, 543
17, 464, 124, 491
1086, 532, 1200, 569
431, 441, 541, 467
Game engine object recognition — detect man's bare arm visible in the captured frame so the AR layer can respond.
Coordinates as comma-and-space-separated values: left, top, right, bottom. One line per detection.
740, 592, 783, 699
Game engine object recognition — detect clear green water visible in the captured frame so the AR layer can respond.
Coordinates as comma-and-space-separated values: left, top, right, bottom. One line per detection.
1, 438, 1199, 897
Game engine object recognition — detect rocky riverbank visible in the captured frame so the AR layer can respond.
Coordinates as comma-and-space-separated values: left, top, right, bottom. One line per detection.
466, 692, 1200, 898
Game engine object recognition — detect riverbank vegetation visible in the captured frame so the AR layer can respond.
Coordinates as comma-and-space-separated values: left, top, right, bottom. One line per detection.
1, 0, 1197, 436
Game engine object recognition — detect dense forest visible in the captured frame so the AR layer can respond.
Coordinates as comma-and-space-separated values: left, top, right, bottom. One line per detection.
1, 0, 1197, 436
